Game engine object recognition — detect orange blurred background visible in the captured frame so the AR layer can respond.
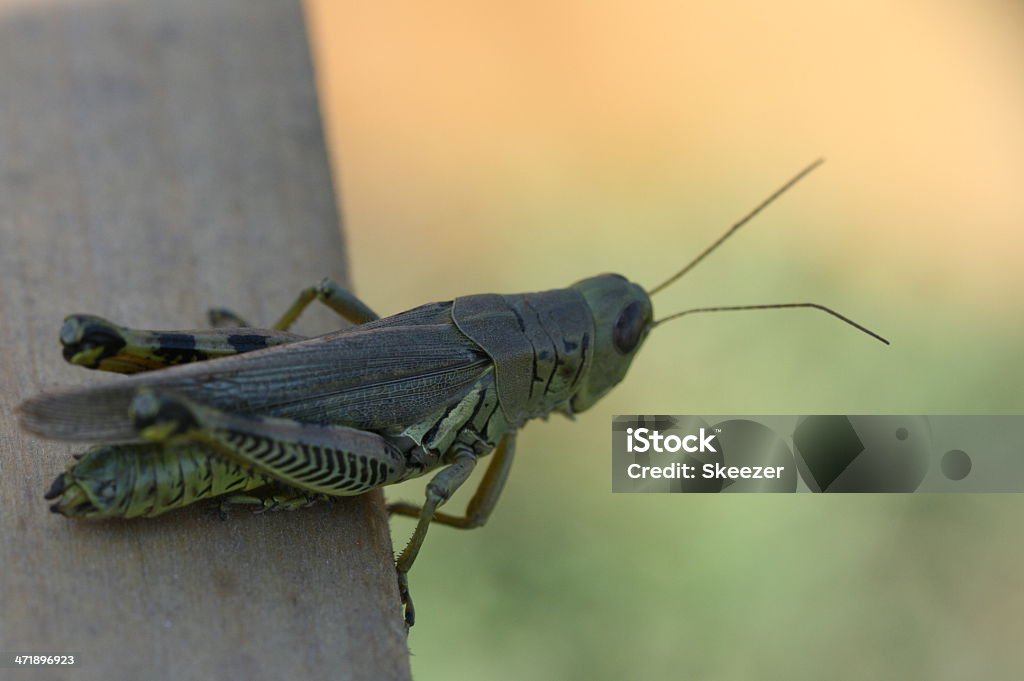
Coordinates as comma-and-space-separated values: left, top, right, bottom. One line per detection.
308, 0, 1024, 307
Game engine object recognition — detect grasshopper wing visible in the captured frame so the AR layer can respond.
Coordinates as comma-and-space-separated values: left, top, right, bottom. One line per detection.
19, 302, 492, 442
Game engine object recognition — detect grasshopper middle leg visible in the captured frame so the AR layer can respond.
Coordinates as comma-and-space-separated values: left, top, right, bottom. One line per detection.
217, 484, 331, 516
210, 278, 379, 331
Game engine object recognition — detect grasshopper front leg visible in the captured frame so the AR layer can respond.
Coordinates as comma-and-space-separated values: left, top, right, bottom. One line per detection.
388, 434, 516, 625
394, 445, 479, 626
388, 432, 517, 529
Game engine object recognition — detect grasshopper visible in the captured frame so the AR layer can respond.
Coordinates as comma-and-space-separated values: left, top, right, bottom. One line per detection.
16, 160, 887, 626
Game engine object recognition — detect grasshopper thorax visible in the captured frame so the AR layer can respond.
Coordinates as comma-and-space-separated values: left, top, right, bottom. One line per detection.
569, 274, 653, 413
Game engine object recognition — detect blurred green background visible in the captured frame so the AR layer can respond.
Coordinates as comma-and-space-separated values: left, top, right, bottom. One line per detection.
305, 1, 1024, 678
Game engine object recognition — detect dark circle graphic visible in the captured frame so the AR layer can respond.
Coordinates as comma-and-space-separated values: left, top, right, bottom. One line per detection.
941, 449, 972, 481
895, 428, 908, 441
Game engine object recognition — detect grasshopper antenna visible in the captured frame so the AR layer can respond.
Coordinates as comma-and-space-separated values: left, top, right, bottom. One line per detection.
653, 302, 890, 345
647, 158, 825, 296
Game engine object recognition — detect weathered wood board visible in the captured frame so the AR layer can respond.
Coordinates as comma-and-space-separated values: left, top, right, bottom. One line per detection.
0, 1, 412, 679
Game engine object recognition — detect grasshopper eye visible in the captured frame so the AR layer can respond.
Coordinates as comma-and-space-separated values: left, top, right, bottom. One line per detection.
613, 301, 646, 354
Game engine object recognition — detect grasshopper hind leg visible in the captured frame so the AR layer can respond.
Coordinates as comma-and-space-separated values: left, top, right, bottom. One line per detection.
128, 390, 408, 498
59, 314, 303, 374
127, 389, 427, 622
60, 279, 377, 373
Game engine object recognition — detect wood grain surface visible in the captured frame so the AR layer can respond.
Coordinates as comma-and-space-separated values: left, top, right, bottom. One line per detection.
0, 1, 412, 679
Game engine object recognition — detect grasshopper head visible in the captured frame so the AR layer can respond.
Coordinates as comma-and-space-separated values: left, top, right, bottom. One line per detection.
569, 274, 653, 413
563, 162, 890, 415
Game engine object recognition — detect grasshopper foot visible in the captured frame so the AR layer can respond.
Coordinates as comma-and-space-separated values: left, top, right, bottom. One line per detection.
206, 307, 251, 328
398, 571, 415, 628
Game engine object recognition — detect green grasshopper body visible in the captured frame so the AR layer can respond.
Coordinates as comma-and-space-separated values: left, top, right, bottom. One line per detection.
17, 161, 886, 625
20, 275, 653, 625
26, 275, 648, 502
